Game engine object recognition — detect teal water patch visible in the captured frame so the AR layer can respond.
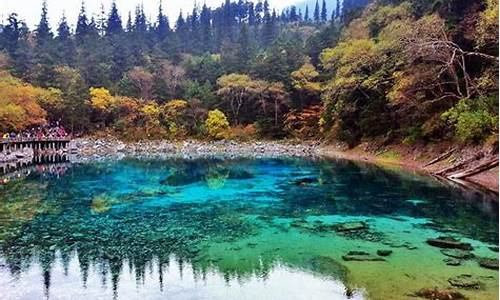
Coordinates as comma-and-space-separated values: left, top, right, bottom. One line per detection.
0, 157, 497, 300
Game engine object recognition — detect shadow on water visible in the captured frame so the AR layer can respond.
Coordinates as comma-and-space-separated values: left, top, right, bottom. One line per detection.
0, 157, 497, 299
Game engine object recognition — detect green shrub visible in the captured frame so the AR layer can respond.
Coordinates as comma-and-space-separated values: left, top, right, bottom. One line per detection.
442, 96, 498, 143
402, 125, 423, 145
205, 109, 230, 140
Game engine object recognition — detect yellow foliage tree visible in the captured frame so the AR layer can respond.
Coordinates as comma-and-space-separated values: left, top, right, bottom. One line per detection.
162, 99, 189, 137
205, 109, 229, 140
89, 87, 116, 113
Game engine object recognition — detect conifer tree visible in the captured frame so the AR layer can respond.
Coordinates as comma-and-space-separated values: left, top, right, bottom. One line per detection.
321, 0, 327, 22
304, 5, 309, 22
156, 0, 170, 40
106, 1, 123, 35
248, 2, 256, 26
57, 14, 71, 41
255, 1, 263, 24
56, 14, 75, 65
313, 0, 320, 23
200, 4, 212, 52
134, 5, 147, 33
236, 23, 251, 71
335, 0, 341, 19
2, 14, 22, 56
290, 6, 298, 22
175, 12, 188, 51
36, 0, 53, 44
190, 5, 201, 52
126, 11, 133, 32
76, 2, 89, 41
262, 0, 274, 46
98, 4, 107, 36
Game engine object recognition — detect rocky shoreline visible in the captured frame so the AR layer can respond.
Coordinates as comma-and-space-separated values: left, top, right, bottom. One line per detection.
69, 138, 322, 161
2, 137, 497, 193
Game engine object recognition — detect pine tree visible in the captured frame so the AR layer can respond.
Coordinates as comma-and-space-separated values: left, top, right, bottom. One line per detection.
134, 5, 147, 33
76, 1, 89, 41
106, 1, 123, 35
290, 6, 298, 22
126, 11, 133, 32
321, 0, 327, 22
255, 1, 263, 24
262, 0, 274, 46
190, 5, 201, 52
175, 12, 188, 51
2, 13, 22, 56
237, 0, 247, 23
248, 2, 256, 26
313, 0, 320, 23
97, 4, 107, 36
236, 23, 251, 72
56, 14, 75, 65
57, 14, 71, 40
304, 5, 309, 22
156, 0, 170, 40
36, 0, 53, 43
335, 0, 341, 19
200, 4, 212, 52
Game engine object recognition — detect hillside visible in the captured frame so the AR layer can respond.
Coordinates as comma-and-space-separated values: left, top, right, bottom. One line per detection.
0, 0, 497, 150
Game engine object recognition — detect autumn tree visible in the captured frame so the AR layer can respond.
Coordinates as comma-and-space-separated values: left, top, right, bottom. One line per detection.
291, 62, 321, 108
216, 74, 255, 124
205, 109, 229, 139
153, 60, 187, 100
122, 67, 154, 100
0, 72, 53, 131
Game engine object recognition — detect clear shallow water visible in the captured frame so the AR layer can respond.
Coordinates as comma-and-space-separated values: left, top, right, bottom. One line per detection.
0, 157, 497, 300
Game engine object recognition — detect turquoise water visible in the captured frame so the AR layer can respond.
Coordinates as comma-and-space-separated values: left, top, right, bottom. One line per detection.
0, 157, 497, 300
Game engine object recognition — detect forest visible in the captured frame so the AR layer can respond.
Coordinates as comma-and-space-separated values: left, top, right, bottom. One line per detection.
0, 0, 497, 146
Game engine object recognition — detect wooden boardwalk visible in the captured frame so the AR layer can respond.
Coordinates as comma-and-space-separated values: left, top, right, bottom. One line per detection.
0, 138, 71, 154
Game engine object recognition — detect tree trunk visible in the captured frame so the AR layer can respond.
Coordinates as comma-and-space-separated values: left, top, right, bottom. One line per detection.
448, 157, 499, 179
434, 152, 484, 176
423, 147, 456, 167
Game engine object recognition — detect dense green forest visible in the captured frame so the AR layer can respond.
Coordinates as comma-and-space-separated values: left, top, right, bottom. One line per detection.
0, 0, 497, 145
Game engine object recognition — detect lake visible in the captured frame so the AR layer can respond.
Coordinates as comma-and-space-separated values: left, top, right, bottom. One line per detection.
0, 157, 498, 300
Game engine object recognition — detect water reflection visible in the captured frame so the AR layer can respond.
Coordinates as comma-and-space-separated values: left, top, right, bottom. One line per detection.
0, 253, 359, 300
0, 157, 497, 299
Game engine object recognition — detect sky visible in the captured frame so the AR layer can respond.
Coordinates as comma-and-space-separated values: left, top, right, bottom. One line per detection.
0, 0, 294, 29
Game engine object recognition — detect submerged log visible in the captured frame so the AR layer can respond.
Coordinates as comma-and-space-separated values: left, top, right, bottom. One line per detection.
448, 157, 499, 180
423, 147, 457, 167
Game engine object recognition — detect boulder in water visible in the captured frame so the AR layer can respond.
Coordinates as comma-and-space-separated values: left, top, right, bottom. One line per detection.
441, 249, 474, 259
444, 258, 462, 266
377, 249, 393, 256
478, 257, 498, 270
294, 177, 318, 186
448, 274, 481, 289
488, 246, 499, 252
334, 221, 367, 232
342, 251, 385, 262
426, 237, 472, 250
411, 288, 467, 300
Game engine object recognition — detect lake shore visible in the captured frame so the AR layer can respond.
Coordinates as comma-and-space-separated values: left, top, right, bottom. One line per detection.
318, 142, 499, 193
66, 137, 497, 193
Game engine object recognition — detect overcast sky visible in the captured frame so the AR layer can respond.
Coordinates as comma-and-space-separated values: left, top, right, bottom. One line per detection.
0, 0, 294, 29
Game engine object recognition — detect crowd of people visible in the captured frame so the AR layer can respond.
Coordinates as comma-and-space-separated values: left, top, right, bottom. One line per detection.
1, 122, 69, 142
